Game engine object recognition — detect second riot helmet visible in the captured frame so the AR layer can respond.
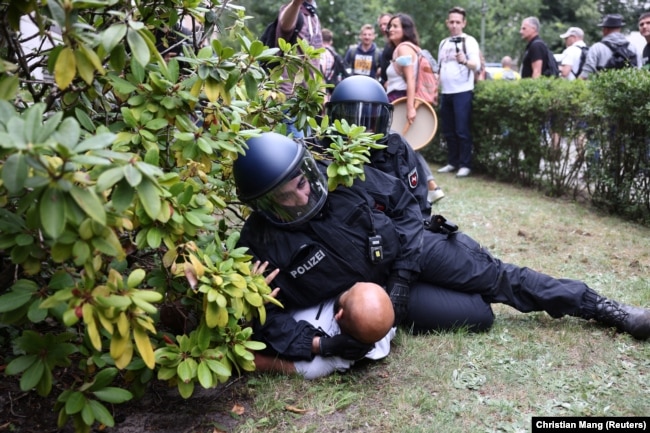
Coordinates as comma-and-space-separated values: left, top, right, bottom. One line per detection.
326, 75, 394, 141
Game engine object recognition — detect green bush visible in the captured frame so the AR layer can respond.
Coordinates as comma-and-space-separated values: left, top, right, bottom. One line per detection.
0, 2, 378, 432
460, 72, 650, 225
583, 68, 650, 224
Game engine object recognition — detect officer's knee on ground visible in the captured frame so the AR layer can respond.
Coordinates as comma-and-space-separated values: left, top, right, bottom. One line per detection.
406, 282, 495, 334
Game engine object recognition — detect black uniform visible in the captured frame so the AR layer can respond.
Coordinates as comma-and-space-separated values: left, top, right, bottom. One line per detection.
369, 132, 431, 219
239, 161, 594, 360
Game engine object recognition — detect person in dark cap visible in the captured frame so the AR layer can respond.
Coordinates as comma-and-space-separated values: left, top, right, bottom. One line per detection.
580, 14, 639, 78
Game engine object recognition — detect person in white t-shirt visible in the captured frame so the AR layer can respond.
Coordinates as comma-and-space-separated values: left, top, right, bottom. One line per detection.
559, 27, 588, 80
436, 6, 480, 178
253, 280, 396, 379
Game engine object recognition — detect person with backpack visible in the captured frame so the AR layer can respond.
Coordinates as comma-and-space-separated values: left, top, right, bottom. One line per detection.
343, 24, 382, 79
320, 28, 349, 101
436, 6, 480, 178
519, 16, 559, 79
384, 13, 445, 202
580, 14, 639, 79
559, 27, 588, 80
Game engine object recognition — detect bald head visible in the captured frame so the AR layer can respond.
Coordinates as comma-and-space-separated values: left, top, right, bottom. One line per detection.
501, 56, 513, 68
336, 282, 395, 344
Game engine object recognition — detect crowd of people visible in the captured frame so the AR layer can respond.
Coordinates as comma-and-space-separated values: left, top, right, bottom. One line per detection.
306, 5, 648, 188
252, 0, 650, 380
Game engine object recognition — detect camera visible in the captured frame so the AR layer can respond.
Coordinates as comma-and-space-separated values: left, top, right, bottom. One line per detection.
450, 36, 465, 44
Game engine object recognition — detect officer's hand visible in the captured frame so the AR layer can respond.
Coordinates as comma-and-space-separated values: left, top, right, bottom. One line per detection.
387, 277, 410, 325
319, 334, 374, 360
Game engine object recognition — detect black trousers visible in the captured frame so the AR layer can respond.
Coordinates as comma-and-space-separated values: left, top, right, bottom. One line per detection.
405, 231, 590, 333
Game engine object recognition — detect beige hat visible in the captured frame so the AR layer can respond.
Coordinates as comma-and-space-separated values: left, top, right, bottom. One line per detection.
560, 27, 584, 38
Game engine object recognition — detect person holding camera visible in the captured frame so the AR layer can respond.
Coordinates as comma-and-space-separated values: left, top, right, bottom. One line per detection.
436, 6, 480, 178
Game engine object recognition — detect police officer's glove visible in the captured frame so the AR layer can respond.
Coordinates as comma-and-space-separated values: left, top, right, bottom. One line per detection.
427, 214, 459, 235
319, 334, 374, 360
387, 276, 410, 326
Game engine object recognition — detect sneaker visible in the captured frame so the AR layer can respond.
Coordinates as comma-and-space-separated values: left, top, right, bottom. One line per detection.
427, 187, 445, 204
456, 167, 471, 177
437, 164, 456, 173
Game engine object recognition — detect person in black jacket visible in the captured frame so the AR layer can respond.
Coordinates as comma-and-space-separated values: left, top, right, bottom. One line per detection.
323, 75, 443, 218
234, 132, 650, 372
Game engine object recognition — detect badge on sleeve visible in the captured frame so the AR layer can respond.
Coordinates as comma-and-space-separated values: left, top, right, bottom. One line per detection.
408, 168, 419, 189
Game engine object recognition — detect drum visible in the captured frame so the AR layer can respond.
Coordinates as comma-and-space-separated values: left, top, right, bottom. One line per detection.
391, 97, 438, 150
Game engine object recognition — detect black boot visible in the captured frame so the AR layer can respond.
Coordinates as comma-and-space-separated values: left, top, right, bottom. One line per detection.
593, 297, 650, 340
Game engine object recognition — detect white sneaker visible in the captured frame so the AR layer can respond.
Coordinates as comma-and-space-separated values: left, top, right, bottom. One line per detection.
437, 164, 456, 173
427, 188, 445, 204
456, 167, 471, 177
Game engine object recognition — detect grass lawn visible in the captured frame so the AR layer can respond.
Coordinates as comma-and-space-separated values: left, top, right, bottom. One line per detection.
232, 167, 650, 433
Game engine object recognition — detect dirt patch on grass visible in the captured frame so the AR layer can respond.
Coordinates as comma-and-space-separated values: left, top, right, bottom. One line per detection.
0, 376, 254, 433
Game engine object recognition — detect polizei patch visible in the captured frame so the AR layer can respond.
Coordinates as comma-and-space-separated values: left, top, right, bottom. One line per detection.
290, 249, 326, 278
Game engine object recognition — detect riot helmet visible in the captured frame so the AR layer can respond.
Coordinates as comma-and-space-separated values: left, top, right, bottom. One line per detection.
234, 132, 328, 228
326, 75, 394, 141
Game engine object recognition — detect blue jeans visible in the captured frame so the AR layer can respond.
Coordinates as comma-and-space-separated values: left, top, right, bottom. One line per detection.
440, 91, 474, 169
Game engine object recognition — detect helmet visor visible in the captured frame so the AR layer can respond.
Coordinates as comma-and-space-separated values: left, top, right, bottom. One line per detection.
327, 102, 393, 137
249, 151, 328, 227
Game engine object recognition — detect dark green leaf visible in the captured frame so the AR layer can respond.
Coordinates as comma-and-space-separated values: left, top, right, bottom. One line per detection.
81, 403, 95, 427
35, 367, 52, 397
0, 290, 32, 313
70, 185, 106, 225
46, 0, 66, 28
5, 354, 38, 375
64, 391, 86, 415
39, 187, 67, 239
27, 298, 47, 322
126, 28, 150, 68
23, 103, 45, 145
20, 360, 45, 391
136, 178, 161, 220
102, 23, 127, 53
0, 76, 20, 101
124, 164, 143, 187
75, 133, 116, 153
96, 166, 125, 192
74, 108, 95, 132
88, 399, 115, 427
111, 179, 135, 212
15, 233, 33, 246
53, 117, 81, 149
88, 368, 118, 391
92, 387, 133, 404
2, 152, 28, 194
107, 74, 137, 94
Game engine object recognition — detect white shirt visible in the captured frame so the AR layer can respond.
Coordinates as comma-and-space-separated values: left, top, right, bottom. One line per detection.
292, 299, 396, 379
560, 40, 587, 80
438, 33, 479, 94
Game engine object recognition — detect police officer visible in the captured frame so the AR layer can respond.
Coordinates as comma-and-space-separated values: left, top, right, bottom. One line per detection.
323, 75, 432, 219
234, 132, 650, 363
